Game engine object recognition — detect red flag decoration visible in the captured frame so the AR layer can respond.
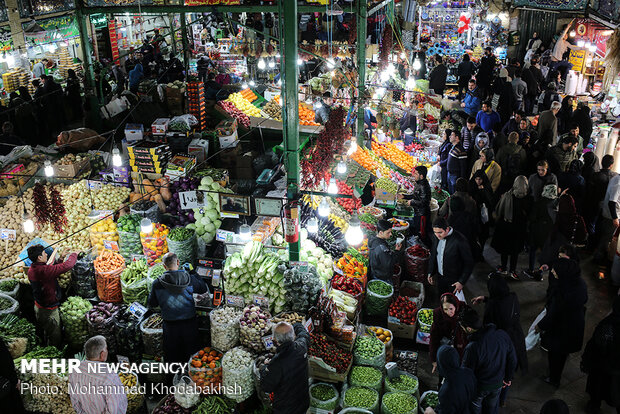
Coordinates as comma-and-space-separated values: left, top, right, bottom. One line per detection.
457, 14, 470, 34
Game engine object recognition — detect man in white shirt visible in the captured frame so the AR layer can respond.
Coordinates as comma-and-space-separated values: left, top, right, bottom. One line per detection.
68, 336, 128, 414
550, 33, 576, 80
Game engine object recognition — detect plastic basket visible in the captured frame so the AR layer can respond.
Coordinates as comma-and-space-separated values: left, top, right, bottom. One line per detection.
140, 314, 163, 358
349, 366, 383, 392
381, 391, 418, 414
96, 266, 125, 303
416, 309, 433, 334
342, 386, 380, 414
310, 382, 339, 411
365, 280, 394, 316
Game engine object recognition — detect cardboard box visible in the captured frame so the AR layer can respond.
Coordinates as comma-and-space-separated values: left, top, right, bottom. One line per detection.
388, 317, 416, 340
124, 124, 144, 143
188, 139, 209, 163
375, 190, 397, 205
166, 154, 196, 176
127, 141, 170, 156
54, 158, 90, 178
218, 129, 238, 149
151, 118, 170, 135
113, 165, 130, 186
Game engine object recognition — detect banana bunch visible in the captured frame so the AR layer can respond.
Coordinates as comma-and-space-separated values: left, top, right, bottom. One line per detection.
118, 373, 144, 414
118, 372, 137, 388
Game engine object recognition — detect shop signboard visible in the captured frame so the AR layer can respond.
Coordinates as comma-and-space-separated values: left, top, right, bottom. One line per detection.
90, 14, 108, 30
0, 27, 13, 52
23, 15, 79, 45
568, 49, 586, 72
85, 0, 152, 5
512, 0, 587, 10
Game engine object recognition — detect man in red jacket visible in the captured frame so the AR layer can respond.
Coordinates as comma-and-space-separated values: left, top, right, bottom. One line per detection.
27, 244, 77, 346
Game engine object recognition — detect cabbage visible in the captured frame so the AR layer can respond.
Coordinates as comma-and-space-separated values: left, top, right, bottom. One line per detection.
201, 176, 214, 186
206, 210, 219, 221
204, 223, 215, 232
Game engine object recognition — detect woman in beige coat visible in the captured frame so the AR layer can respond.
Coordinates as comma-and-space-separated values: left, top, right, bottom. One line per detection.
471, 148, 502, 193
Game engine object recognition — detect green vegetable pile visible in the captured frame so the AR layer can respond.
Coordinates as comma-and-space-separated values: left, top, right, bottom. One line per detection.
149, 263, 166, 279
168, 227, 196, 266
0, 296, 14, 311
353, 335, 385, 367
118, 214, 143, 258
60, 296, 93, 348
0, 315, 38, 352
418, 308, 433, 333
366, 280, 394, 315
421, 392, 439, 409
121, 259, 151, 305
0, 279, 18, 293
14, 345, 65, 365
358, 213, 378, 224
376, 177, 398, 193
310, 383, 339, 410
349, 365, 382, 390
382, 392, 418, 414
192, 394, 236, 414
343, 386, 379, 410
168, 227, 195, 241
117, 214, 141, 233
385, 374, 419, 394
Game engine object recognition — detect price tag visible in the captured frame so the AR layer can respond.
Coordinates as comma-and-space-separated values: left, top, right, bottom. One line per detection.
103, 240, 120, 251
220, 212, 240, 219
262, 334, 275, 351
226, 295, 245, 307
212, 270, 221, 287
290, 261, 309, 273
87, 180, 103, 190
117, 355, 129, 364
179, 190, 209, 210
131, 254, 145, 262
0, 229, 16, 241
253, 295, 270, 308
128, 302, 147, 320
216, 229, 235, 243
304, 317, 314, 333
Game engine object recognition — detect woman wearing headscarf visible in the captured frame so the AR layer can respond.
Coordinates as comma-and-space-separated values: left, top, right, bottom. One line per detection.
581, 152, 600, 184
572, 102, 593, 146
448, 196, 480, 261
491, 176, 532, 278
17, 86, 32, 102
64, 69, 83, 121
469, 170, 495, 254
557, 95, 574, 135
469, 131, 490, 167
439, 129, 453, 191
525, 184, 562, 281
470, 148, 502, 193
424, 345, 477, 414
429, 293, 469, 384
558, 159, 586, 213
472, 274, 527, 407
581, 295, 620, 413
535, 246, 588, 388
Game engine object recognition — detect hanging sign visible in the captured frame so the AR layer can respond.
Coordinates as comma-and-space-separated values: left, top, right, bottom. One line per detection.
568, 49, 586, 72
23, 16, 80, 45
90, 14, 108, 29
0, 28, 13, 52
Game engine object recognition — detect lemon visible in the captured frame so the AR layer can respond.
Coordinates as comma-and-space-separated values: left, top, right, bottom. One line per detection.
376, 328, 384, 335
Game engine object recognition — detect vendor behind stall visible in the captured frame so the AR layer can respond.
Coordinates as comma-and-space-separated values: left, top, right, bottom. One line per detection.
368, 220, 402, 283
401, 166, 432, 243
314, 92, 333, 124
27, 245, 78, 347
147, 253, 208, 363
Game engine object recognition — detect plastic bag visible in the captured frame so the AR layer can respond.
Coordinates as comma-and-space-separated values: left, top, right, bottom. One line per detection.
96, 266, 125, 303
526, 308, 547, 351
380, 392, 418, 414
122, 276, 152, 306
404, 243, 430, 283
353, 336, 386, 369
365, 280, 393, 316
140, 314, 163, 358
173, 375, 201, 409
419, 391, 439, 411
342, 386, 380, 413
252, 358, 272, 407
210, 308, 241, 352
0, 293, 18, 316
118, 230, 143, 260
87, 307, 121, 355
72, 250, 96, 298
0, 279, 19, 298
384, 373, 419, 397
481, 203, 489, 224
349, 366, 383, 392
113, 309, 143, 362
310, 382, 339, 411
141, 234, 169, 267
188, 347, 223, 391
168, 114, 198, 132
130, 202, 160, 224
168, 234, 197, 267
90, 230, 119, 254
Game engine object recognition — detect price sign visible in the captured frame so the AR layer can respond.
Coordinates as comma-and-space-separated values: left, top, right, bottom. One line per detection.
0, 229, 16, 241
179, 190, 209, 210
253, 295, 270, 308
128, 302, 147, 320
262, 335, 275, 351
226, 295, 245, 307
220, 212, 239, 219
290, 261, 309, 273
103, 240, 120, 251
131, 254, 145, 262
90, 210, 114, 220
304, 317, 314, 333
87, 180, 103, 190
216, 229, 235, 243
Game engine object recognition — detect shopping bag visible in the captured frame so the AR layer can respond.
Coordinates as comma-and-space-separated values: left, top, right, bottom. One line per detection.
455, 290, 466, 303
481, 203, 489, 224
526, 308, 547, 351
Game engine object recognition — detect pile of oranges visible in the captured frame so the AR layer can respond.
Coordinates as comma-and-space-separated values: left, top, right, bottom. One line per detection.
371, 141, 415, 172
189, 347, 223, 391
274, 96, 320, 126
351, 147, 391, 177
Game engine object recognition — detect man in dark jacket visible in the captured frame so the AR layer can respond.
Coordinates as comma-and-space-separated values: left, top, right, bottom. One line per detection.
428, 217, 474, 297
403, 166, 432, 242
461, 117, 484, 154
260, 322, 310, 414
148, 252, 208, 363
586, 154, 616, 239
424, 345, 477, 414
528, 160, 559, 202
460, 308, 517, 414
368, 220, 402, 283
314, 92, 333, 124
457, 54, 476, 100
476, 47, 496, 100
501, 110, 524, 137
27, 245, 78, 347
439, 178, 478, 217
429, 54, 448, 96
545, 135, 579, 174
447, 132, 468, 193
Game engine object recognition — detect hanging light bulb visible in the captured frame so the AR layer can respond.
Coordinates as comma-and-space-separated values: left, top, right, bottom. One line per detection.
327, 178, 338, 194
406, 77, 416, 90
23, 213, 34, 233
347, 140, 358, 156
112, 148, 122, 167
577, 39, 585, 48
242, 82, 248, 89
337, 161, 347, 174
380, 70, 390, 83
140, 217, 153, 234
345, 214, 364, 246
44, 160, 54, 177
400, 51, 407, 59
257, 58, 266, 70
249, 80, 256, 87
297, 58, 303, 65
87, 208, 99, 219
268, 59, 276, 69
413, 58, 422, 70
327, 58, 335, 69
318, 198, 330, 217
306, 217, 318, 233
239, 223, 252, 242
569, 30, 576, 37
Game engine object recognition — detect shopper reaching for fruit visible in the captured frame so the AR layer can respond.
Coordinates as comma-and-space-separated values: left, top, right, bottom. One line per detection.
27, 244, 78, 347
368, 220, 402, 284
147, 252, 208, 364
429, 293, 469, 381
260, 321, 310, 414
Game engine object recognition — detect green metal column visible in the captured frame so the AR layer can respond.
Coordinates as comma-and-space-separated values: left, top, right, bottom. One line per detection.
170, 14, 177, 55
280, 0, 300, 261
76, 7, 95, 89
180, 13, 189, 74
356, 0, 367, 146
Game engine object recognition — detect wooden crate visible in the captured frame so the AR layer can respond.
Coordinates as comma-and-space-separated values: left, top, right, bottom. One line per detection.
54, 158, 90, 178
